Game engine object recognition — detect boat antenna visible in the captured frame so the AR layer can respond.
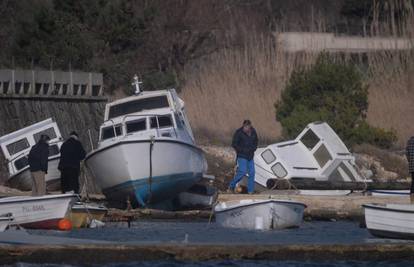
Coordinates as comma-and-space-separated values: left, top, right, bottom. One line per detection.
132, 74, 143, 95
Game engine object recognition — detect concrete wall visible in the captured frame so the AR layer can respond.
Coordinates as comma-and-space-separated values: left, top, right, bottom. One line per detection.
276, 32, 414, 52
0, 69, 104, 97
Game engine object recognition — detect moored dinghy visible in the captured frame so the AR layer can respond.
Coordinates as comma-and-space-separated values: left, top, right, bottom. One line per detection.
0, 193, 77, 229
214, 199, 306, 230
86, 76, 207, 208
363, 203, 414, 240
67, 202, 108, 228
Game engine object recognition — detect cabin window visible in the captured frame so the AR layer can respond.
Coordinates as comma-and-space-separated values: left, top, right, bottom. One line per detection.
261, 149, 276, 164
48, 144, 60, 156
14, 156, 29, 171
34, 127, 57, 142
313, 144, 332, 168
300, 129, 320, 150
126, 119, 146, 134
108, 96, 170, 119
101, 125, 123, 140
271, 163, 287, 178
6, 138, 30, 156
150, 115, 173, 129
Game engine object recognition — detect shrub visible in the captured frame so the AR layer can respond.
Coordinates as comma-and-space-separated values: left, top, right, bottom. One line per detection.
276, 54, 396, 148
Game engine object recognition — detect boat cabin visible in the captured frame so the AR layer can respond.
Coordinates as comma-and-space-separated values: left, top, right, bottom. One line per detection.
254, 122, 366, 187
0, 118, 62, 176
98, 89, 194, 146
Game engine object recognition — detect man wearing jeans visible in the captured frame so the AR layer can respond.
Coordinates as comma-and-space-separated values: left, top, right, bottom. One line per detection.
229, 120, 258, 194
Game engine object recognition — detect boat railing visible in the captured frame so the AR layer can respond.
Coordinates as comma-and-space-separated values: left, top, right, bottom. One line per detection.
104, 113, 178, 139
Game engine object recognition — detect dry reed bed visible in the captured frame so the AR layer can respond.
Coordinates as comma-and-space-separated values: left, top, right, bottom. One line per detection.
181, 36, 414, 147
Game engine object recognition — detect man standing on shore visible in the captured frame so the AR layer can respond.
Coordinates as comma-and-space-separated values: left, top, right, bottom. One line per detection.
59, 131, 86, 194
229, 120, 258, 194
28, 134, 50, 196
406, 136, 414, 203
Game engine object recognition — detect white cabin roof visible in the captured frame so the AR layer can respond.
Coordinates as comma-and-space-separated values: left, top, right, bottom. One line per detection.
0, 118, 55, 145
300, 122, 350, 155
104, 89, 183, 121
0, 118, 62, 160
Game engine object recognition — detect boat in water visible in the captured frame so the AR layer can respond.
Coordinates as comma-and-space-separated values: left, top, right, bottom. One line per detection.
254, 122, 369, 190
214, 199, 306, 230
369, 190, 411, 196
67, 202, 108, 228
0, 118, 63, 191
85, 76, 207, 207
363, 203, 414, 240
0, 193, 77, 229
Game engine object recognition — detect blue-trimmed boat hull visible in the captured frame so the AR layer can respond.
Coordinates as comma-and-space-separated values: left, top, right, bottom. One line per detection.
102, 172, 203, 207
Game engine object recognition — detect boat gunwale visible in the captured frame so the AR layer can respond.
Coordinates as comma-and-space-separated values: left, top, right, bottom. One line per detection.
214, 199, 307, 213
362, 203, 414, 214
84, 138, 204, 161
0, 193, 77, 205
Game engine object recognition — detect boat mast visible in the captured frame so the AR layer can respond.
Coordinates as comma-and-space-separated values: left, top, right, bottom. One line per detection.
132, 74, 143, 95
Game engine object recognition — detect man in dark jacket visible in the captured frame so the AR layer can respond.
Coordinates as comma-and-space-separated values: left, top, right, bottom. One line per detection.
59, 131, 86, 194
406, 136, 414, 203
28, 134, 50, 196
229, 120, 258, 194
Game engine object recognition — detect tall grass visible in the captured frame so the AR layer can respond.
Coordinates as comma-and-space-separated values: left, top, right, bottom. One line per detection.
181, 36, 316, 144
181, 1, 414, 148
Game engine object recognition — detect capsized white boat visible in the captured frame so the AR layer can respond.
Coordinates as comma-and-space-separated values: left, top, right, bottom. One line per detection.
254, 122, 369, 190
0, 118, 63, 191
214, 199, 306, 230
363, 203, 414, 240
86, 76, 207, 208
0, 193, 77, 229
0, 213, 13, 232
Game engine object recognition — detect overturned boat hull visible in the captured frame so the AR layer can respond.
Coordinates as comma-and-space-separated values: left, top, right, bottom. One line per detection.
363, 203, 414, 240
86, 139, 206, 207
7, 157, 61, 192
0, 194, 77, 230
214, 199, 306, 230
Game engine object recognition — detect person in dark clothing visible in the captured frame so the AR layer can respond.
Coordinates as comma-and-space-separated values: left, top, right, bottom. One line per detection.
28, 134, 50, 196
59, 131, 86, 194
229, 120, 259, 194
405, 136, 414, 203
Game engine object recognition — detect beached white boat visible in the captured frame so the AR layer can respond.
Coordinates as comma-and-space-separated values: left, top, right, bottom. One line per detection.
0, 213, 13, 232
363, 203, 414, 240
214, 199, 306, 230
0, 193, 77, 229
369, 190, 410, 196
254, 122, 369, 190
0, 118, 63, 191
86, 76, 207, 208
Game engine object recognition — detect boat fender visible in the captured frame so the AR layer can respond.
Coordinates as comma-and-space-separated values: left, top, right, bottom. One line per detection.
58, 219, 72, 231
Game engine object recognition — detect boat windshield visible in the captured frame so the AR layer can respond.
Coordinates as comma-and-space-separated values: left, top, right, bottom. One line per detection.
108, 96, 170, 119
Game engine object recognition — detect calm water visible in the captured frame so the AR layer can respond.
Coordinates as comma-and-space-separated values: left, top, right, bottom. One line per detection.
28, 220, 413, 245
6, 221, 414, 267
